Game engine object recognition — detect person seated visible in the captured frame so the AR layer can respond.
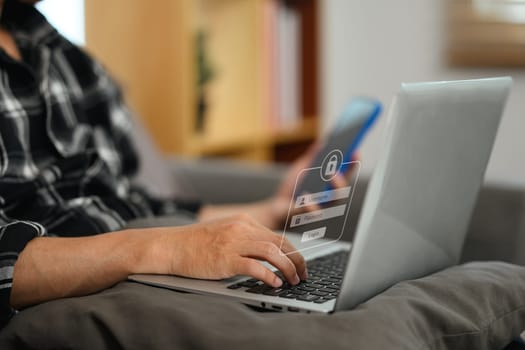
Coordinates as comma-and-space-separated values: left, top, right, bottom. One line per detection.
0, 0, 320, 328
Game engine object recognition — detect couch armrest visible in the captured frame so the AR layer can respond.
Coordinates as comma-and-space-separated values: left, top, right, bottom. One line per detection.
136, 156, 286, 204
164, 157, 286, 204
130, 115, 286, 204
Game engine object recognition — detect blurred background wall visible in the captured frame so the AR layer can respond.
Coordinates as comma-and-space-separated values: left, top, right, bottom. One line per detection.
39, 0, 525, 187
321, 0, 525, 186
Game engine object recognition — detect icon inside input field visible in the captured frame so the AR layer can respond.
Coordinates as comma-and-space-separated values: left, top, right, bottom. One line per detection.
295, 186, 351, 208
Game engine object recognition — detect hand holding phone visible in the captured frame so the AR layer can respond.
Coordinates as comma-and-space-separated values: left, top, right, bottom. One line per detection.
277, 97, 382, 251
297, 97, 382, 194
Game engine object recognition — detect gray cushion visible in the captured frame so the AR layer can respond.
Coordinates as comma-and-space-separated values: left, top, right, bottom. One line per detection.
462, 185, 525, 264
1, 261, 524, 350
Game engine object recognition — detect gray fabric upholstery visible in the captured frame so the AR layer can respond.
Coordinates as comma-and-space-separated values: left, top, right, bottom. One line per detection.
1, 262, 524, 350
163, 157, 286, 203
462, 184, 525, 265
130, 116, 285, 203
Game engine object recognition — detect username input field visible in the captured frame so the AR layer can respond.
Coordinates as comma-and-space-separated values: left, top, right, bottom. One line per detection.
295, 186, 351, 208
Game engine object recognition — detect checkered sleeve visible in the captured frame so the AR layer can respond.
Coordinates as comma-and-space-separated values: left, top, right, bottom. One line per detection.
0, 221, 46, 328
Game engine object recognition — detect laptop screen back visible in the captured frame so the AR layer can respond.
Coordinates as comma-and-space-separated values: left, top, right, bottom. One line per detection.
336, 77, 512, 310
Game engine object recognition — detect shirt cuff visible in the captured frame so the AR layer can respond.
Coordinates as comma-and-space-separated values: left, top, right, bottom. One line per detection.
0, 221, 46, 328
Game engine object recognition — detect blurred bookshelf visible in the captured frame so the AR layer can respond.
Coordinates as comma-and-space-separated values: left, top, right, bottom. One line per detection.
85, 0, 320, 163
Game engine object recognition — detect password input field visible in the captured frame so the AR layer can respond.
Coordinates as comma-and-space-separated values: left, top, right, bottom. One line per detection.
290, 204, 347, 228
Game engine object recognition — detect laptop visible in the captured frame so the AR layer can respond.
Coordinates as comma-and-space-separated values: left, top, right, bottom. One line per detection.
129, 77, 512, 313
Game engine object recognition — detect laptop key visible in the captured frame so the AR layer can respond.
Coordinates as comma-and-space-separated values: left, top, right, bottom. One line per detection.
314, 298, 330, 304
325, 278, 340, 283
318, 280, 333, 286
297, 294, 320, 302
239, 280, 259, 288
246, 285, 272, 294
297, 286, 315, 292
227, 284, 242, 290
263, 288, 287, 296
290, 289, 307, 295
279, 292, 297, 299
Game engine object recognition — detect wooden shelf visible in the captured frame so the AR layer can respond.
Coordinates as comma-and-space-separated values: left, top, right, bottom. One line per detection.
85, 0, 320, 164
189, 117, 318, 162
269, 117, 318, 145
190, 133, 264, 156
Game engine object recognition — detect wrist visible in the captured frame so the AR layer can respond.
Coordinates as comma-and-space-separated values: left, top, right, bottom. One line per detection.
122, 228, 166, 275
266, 195, 289, 230
258, 198, 281, 229
124, 227, 186, 276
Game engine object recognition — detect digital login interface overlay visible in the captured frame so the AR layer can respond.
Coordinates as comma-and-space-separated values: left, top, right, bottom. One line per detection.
280, 149, 360, 254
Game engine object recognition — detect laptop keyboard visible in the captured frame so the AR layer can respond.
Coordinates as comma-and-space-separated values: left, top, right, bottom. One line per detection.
227, 250, 348, 304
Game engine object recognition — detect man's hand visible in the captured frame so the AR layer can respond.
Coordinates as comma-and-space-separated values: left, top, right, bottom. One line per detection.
156, 214, 307, 287
11, 214, 306, 309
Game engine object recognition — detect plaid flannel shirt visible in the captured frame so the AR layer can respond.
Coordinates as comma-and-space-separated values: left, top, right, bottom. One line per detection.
0, 0, 199, 327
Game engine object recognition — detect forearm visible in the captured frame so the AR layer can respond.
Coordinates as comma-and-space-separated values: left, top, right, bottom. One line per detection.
198, 199, 287, 230
10, 228, 163, 309
9, 216, 307, 311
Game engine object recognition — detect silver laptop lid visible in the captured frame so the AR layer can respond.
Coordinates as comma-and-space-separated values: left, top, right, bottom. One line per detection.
336, 77, 512, 310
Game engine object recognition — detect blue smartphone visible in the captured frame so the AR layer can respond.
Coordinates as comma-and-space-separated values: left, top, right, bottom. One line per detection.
296, 97, 382, 194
